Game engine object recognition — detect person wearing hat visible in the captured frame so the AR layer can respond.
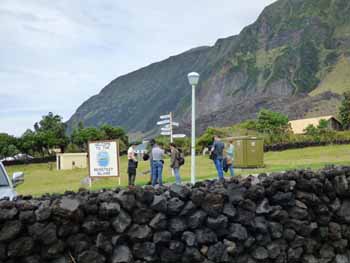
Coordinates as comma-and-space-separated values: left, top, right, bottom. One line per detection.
127, 142, 138, 187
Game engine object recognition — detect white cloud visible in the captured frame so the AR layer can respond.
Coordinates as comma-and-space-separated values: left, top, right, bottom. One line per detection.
0, 0, 276, 136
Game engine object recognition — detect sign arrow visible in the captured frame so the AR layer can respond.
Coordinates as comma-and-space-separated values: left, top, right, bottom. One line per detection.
161, 127, 171, 131
172, 122, 179, 126
173, 134, 186, 138
157, 120, 170, 125
160, 131, 171, 136
160, 114, 170, 119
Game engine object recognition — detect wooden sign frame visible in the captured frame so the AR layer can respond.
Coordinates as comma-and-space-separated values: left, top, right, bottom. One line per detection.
88, 140, 121, 187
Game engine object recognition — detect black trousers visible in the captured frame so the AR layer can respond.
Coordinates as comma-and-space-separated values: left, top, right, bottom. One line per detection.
128, 172, 136, 186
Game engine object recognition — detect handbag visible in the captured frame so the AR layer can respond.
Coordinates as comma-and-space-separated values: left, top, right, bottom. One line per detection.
209, 152, 217, 160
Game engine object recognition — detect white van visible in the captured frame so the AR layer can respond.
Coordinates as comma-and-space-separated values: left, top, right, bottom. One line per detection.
0, 162, 24, 200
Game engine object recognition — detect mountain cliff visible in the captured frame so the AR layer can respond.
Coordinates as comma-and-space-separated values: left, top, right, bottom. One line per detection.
67, 0, 350, 135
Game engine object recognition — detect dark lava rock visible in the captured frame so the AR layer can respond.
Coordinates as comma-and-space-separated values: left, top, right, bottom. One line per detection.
338, 200, 350, 223
78, 250, 106, 263
127, 224, 152, 241
169, 217, 187, 234
153, 231, 172, 244
267, 242, 281, 259
133, 242, 156, 261
256, 198, 272, 214
195, 228, 217, 244
272, 192, 295, 206
167, 197, 185, 215
289, 206, 308, 220
82, 219, 110, 234
150, 195, 167, 213
132, 207, 155, 224
335, 254, 350, 263
207, 242, 228, 262
182, 247, 203, 263
206, 214, 228, 230
7, 236, 34, 257
0, 220, 22, 242
0, 208, 18, 221
187, 210, 207, 229
149, 212, 167, 230
180, 201, 196, 216
252, 246, 268, 260
99, 202, 120, 218
227, 223, 248, 241
190, 189, 205, 206
54, 197, 81, 219
287, 247, 303, 261
329, 222, 342, 240
269, 222, 283, 239
201, 193, 224, 217
283, 228, 296, 241
96, 233, 113, 255
35, 205, 51, 221
112, 245, 133, 263
170, 184, 191, 200
41, 240, 65, 259
222, 203, 236, 219
334, 175, 349, 196
239, 199, 256, 212
182, 231, 197, 246
19, 210, 35, 223
169, 240, 185, 253
116, 190, 136, 211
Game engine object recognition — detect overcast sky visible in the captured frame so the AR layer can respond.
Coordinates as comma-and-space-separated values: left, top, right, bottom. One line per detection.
0, 0, 276, 136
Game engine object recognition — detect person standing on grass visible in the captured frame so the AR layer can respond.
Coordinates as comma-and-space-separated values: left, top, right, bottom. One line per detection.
211, 135, 225, 181
127, 143, 138, 187
170, 143, 182, 184
151, 142, 165, 186
226, 139, 235, 177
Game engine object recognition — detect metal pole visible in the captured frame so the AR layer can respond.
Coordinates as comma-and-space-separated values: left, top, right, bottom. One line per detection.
170, 112, 173, 143
191, 84, 196, 184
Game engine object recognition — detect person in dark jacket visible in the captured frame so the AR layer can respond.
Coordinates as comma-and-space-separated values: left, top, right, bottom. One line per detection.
170, 143, 181, 184
210, 135, 225, 182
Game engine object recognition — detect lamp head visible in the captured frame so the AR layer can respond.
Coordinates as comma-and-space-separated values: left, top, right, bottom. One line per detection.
187, 72, 200, 86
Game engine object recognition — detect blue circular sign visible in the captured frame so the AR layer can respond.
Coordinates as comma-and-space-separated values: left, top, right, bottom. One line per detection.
97, 151, 109, 167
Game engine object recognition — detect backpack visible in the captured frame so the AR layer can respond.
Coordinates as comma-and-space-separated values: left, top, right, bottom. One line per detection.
177, 150, 185, 166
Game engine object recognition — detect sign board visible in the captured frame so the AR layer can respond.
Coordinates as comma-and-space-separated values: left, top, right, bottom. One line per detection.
161, 131, 171, 136
88, 140, 120, 178
157, 120, 170, 125
173, 134, 186, 138
160, 114, 170, 119
172, 122, 179, 126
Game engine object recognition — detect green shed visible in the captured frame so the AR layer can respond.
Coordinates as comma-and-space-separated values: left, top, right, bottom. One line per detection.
229, 137, 264, 168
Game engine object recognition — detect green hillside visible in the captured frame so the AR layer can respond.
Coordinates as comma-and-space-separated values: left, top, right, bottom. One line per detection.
67, 0, 350, 135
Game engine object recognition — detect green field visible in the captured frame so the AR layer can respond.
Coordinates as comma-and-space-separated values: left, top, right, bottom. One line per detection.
5, 144, 350, 197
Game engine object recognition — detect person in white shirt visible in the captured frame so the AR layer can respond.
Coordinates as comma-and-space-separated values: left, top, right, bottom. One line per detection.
127, 143, 138, 186
151, 143, 165, 186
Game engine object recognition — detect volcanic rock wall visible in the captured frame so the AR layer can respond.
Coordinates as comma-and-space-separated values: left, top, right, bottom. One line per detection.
2, 167, 350, 263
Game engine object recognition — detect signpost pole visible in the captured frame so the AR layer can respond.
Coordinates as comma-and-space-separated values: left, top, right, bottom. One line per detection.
170, 112, 173, 143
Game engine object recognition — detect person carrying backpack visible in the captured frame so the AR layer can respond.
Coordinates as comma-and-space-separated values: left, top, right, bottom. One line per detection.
170, 143, 183, 184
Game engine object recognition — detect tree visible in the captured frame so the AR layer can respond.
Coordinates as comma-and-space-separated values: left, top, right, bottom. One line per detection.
0, 133, 20, 159
339, 91, 350, 130
34, 112, 69, 153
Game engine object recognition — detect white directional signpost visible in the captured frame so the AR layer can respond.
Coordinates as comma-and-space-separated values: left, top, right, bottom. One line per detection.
156, 112, 186, 142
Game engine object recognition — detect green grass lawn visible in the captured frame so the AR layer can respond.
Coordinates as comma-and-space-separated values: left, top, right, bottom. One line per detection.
5, 144, 350, 197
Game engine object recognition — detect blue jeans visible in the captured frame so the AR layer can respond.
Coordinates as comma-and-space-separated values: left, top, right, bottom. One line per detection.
173, 168, 181, 184
152, 160, 163, 186
229, 163, 234, 177
214, 158, 224, 181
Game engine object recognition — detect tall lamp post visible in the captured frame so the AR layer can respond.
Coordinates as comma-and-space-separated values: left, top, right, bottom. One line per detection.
187, 72, 200, 184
